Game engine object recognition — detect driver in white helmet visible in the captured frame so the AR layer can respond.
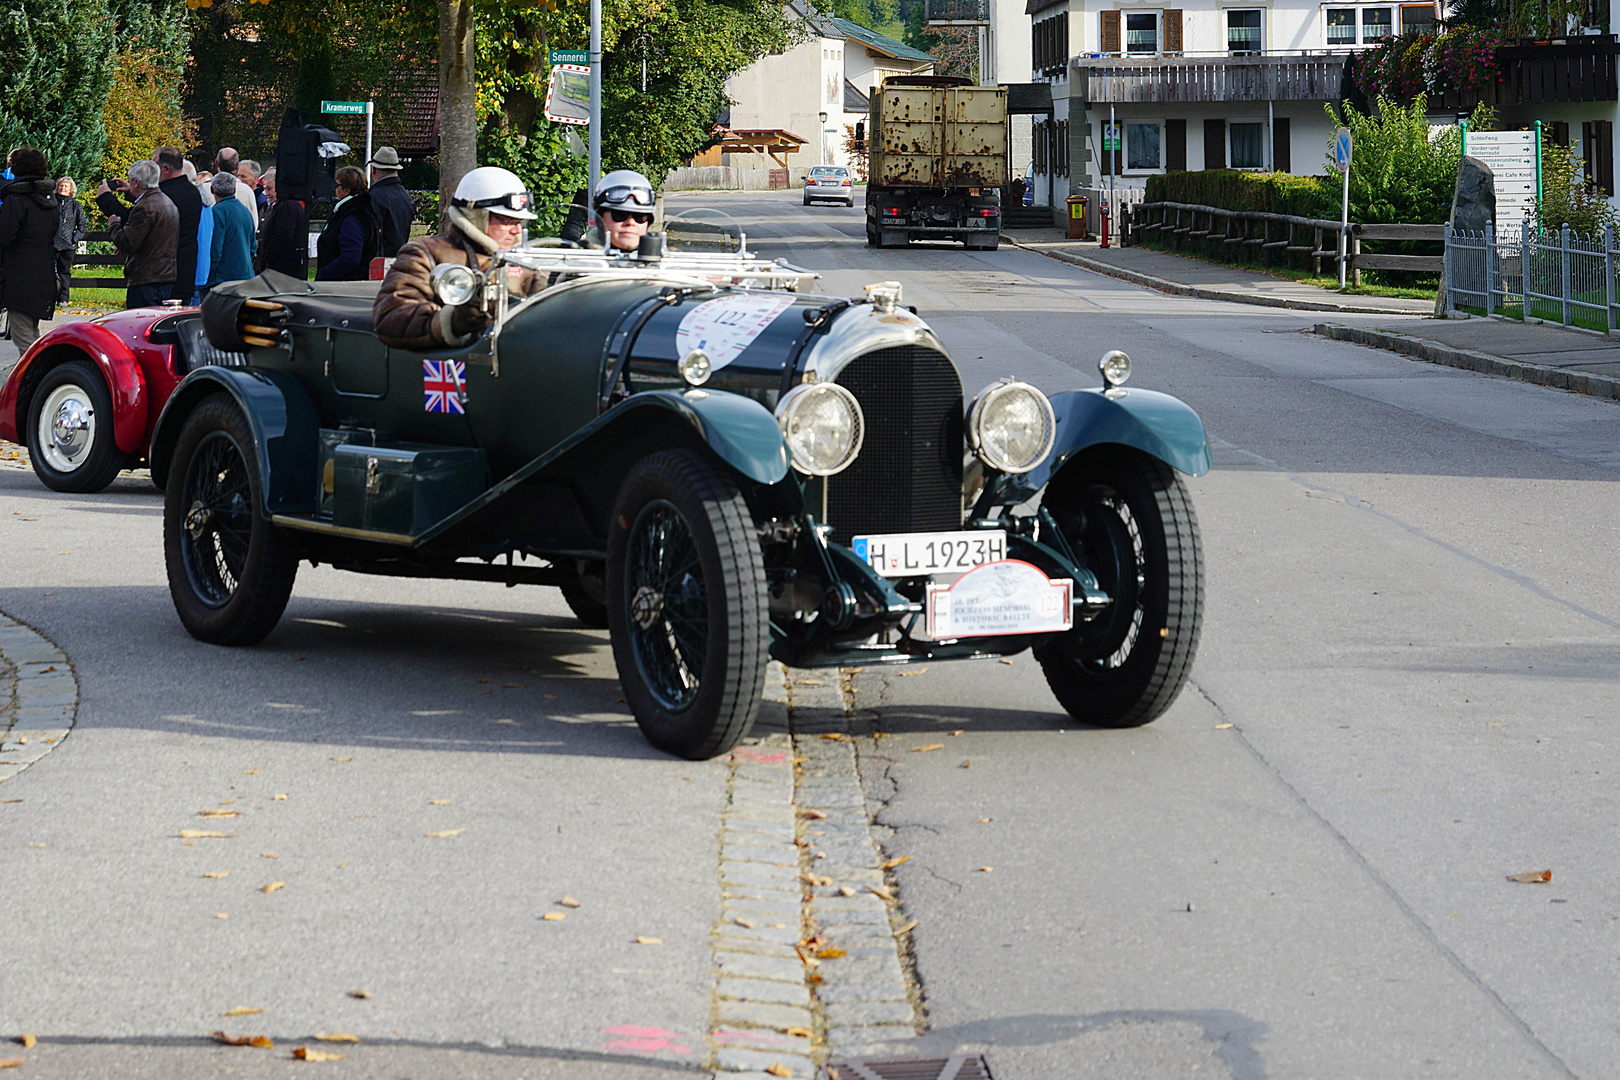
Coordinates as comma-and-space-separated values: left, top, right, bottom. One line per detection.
375, 166, 543, 351
560, 169, 656, 252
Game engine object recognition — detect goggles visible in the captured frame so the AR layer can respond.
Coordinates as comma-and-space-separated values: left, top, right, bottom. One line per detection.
595, 184, 655, 208
454, 190, 535, 213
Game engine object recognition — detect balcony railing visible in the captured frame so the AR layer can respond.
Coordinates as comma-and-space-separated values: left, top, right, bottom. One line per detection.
1076, 55, 1346, 104
924, 0, 988, 24
1442, 37, 1619, 109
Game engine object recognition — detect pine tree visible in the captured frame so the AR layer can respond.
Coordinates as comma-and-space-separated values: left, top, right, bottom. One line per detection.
0, 0, 119, 179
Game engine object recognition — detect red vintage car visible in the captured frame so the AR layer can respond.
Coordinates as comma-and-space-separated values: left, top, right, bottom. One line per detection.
0, 305, 233, 492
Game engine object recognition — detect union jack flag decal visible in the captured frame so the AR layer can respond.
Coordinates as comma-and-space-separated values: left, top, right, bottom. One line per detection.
423, 359, 466, 414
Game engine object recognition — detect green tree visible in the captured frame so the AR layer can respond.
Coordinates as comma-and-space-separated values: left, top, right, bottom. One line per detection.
0, 0, 118, 179
1325, 95, 1462, 224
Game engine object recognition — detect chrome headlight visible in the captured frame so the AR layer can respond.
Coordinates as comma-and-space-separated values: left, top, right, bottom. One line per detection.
430, 263, 481, 306
968, 379, 1056, 474
1099, 349, 1132, 388
775, 383, 864, 476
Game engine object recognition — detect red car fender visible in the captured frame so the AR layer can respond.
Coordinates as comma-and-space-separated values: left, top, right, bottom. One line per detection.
0, 321, 150, 454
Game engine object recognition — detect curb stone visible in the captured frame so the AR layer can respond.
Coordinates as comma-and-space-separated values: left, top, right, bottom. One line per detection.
1007, 237, 1425, 315
0, 614, 77, 784
1314, 322, 1620, 402
708, 662, 923, 1077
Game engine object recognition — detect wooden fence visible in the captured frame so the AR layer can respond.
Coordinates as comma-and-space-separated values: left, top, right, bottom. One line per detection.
1128, 201, 1443, 282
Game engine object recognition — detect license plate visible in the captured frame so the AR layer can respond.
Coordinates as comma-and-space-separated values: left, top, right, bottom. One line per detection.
852, 530, 1006, 578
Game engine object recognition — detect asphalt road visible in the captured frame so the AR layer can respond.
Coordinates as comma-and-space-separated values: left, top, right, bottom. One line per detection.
710, 190, 1620, 1079
2, 189, 1618, 1079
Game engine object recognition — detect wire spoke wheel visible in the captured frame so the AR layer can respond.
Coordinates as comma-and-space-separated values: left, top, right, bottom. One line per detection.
607, 450, 768, 760
1035, 450, 1204, 728
163, 394, 298, 646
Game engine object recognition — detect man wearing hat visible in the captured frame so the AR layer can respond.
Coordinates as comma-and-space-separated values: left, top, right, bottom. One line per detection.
368, 147, 415, 258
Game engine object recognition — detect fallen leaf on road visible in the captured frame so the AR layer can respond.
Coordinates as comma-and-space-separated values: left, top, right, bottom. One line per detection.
16, 1035, 34, 1049
180, 830, 233, 839
429, 799, 451, 805
16, 738, 25, 746
797, 679, 825, 686
806, 973, 823, 984
801, 933, 828, 950
897, 668, 927, 676
213, 1032, 272, 1048
261, 882, 285, 894
816, 946, 845, 959
838, 886, 855, 897
979, 866, 993, 873
24, 842, 44, 848
818, 733, 845, 741
960, 760, 972, 768
560, 896, 581, 908
1508, 870, 1552, 883
978, 817, 992, 823
634, 936, 663, 945
871, 732, 889, 740
215, 914, 228, 919
867, 884, 895, 901
805, 874, 832, 887
765, 1065, 793, 1077
37, 666, 55, 673
330, 757, 352, 763
262, 853, 278, 859
998, 659, 1014, 665
203, 871, 229, 879
0, 1058, 22, 1069
0, 799, 21, 803
243, 770, 261, 775
909, 744, 944, 753
734, 917, 756, 929
1214, 723, 1233, 730
292, 1047, 345, 1061
799, 809, 827, 820
894, 919, 919, 936
424, 828, 466, 838
542, 912, 566, 921
198, 810, 240, 818
273, 794, 288, 801
348, 990, 371, 1000
220, 1008, 265, 1017
948, 730, 964, 737
312, 1033, 360, 1043
768, 923, 786, 929
881, 856, 910, 870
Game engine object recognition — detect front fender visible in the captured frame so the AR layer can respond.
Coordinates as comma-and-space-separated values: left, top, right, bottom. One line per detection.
988, 387, 1212, 505
148, 366, 321, 515
0, 322, 149, 453
593, 389, 790, 486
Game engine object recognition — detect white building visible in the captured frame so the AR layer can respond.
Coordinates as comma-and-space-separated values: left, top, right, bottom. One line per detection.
719, 3, 937, 173
1026, 0, 1620, 223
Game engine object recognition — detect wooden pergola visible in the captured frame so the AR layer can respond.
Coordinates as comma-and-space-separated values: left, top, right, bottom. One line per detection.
709, 128, 808, 167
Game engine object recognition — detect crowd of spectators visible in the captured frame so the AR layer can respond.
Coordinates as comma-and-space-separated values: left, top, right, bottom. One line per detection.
0, 141, 418, 348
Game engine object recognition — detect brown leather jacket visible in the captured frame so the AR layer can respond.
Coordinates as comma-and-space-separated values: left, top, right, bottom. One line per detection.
373, 232, 540, 350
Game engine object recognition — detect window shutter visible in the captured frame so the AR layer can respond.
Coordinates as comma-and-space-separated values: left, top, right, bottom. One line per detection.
1204, 118, 1226, 170
1164, 10, 1183, 53
1166, 118, 1187, 171
1600, 120, 1615, 196
1273, 117, 1291, 173
1550, 121, 1569, 148
1101, 10, 1121, 54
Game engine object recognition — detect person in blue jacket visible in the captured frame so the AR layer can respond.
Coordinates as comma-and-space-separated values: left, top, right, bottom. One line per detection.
206, 172, 256, 290
314, 166, 379, 281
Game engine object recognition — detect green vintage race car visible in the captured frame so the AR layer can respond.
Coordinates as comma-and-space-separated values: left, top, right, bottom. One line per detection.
150, 211, 1211, 759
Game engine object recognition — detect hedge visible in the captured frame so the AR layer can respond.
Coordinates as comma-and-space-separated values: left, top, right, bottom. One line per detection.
1144, 170, 1335, 219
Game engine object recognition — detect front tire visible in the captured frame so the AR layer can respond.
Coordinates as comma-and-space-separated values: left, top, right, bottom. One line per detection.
1034, 449, 1203, 727
26, 359, 124, 493
606, 450, 768, 759
163, 394, 298, 645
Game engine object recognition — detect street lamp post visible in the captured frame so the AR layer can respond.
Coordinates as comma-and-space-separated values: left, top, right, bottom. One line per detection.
818, 111, 828, 167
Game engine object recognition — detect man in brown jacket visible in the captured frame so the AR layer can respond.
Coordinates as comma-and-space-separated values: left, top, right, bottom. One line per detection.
374, 167, 541, 351
96, 160, 178, 308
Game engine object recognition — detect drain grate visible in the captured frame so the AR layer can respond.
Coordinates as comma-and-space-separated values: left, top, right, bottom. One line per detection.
825, 1055, 992, 1080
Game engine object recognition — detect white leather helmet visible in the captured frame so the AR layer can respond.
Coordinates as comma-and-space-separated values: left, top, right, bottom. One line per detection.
594, 169, 656, 215
451, 166, 537, 220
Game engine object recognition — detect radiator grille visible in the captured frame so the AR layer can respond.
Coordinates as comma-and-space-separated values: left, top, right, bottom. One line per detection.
826, 345, 963, 544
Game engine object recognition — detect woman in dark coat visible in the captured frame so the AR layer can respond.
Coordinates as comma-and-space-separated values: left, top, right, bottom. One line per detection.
0, 147, 61, 356
54, 177, 88, 305
315, 166, 379, 281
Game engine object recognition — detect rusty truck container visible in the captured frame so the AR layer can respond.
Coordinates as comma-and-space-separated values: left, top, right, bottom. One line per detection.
869, 83, 1008, 189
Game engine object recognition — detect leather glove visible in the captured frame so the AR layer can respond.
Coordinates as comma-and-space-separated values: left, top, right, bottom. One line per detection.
447, 300, 489, 341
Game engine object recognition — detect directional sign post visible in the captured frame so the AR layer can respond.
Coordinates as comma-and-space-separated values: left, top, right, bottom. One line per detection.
321, 100, 374, 168
1335, 126, 1353, 288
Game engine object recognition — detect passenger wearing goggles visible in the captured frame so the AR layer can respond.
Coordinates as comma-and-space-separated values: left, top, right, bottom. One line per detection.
375, 166, 542, 350
558, 169, 657, 252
